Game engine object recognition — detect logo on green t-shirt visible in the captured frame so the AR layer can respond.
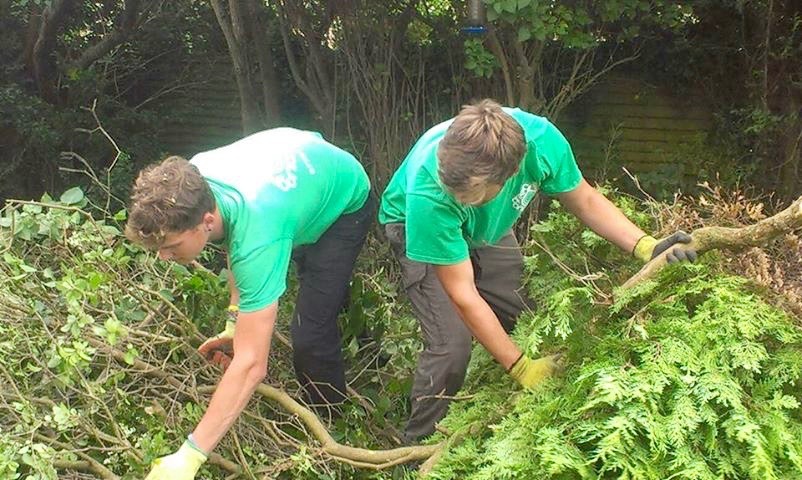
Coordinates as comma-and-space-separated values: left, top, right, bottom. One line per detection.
512, 183, 538, 211
269, 151, 316, 192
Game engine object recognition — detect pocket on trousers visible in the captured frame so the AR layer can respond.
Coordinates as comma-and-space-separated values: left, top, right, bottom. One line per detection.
398, 256, 427, 290
385, 223, 428, 290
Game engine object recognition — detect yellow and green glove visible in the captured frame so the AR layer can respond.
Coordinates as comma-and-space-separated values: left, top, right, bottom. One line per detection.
633, 231, 698, 263
508, 353, 563, 388
145, 438, 207, 480
197, 305, 237, 370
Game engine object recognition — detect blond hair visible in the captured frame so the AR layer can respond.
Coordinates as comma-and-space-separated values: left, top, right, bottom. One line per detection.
125, 156, 214, 249
437, 99, 525, 203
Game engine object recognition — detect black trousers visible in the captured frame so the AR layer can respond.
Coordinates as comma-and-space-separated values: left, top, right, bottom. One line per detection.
290, 195, 375, 407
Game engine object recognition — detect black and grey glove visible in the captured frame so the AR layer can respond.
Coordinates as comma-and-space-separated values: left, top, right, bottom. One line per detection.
633, 231, 698, 263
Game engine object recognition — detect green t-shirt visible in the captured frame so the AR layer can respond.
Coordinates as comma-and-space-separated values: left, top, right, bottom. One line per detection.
379, 108, 581, 264
191, 128, 370, 312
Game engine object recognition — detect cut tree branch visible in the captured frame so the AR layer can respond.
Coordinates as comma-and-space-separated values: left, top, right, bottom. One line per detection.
251, 384, 440, 468
99, 338, 441, 472
623, 195, 802, 288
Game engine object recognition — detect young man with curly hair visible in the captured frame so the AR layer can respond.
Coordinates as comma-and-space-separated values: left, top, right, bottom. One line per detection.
380, 99, 696, 442
126, 128, 374, 479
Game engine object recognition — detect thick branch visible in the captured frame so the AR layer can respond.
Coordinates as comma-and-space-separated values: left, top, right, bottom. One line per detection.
66, 0, 144, 72
252, 384, 441, 467
418, 422, 481, 477
100, 337, 440, 471
275, 0, 334, 130
211, 0, 262, 133
35, 433, 119, 480
623, 196, 802, 288
486, 29, 514, 106
246, 0, 281, 124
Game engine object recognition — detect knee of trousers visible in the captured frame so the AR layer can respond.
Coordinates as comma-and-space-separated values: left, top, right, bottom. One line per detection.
292, 337, 343, 362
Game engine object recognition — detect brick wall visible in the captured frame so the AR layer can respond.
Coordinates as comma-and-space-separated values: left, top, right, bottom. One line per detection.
559, 75, 713, 181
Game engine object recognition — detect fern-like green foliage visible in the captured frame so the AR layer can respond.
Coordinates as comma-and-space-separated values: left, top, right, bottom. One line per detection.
429, 197, 802, 480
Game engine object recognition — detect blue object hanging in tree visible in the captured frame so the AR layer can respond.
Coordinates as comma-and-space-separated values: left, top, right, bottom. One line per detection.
462, 0, 487, 36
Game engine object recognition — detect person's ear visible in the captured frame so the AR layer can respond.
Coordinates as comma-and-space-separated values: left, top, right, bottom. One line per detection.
201, 211, 215, 232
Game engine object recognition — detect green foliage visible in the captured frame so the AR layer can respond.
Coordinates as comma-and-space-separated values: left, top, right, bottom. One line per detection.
0, 189, 235, 478
643, 0, 802, 198
464, 39, 498, 78
465, 0, 693, 83
429, 199, 802, 479
483, 0, 690, 45
0, 190, 422, 479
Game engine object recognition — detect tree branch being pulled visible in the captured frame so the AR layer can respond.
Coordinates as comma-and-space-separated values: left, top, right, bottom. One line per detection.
97, 338, 441, 473
623, 195, 802, 289
251, 384, 440, 469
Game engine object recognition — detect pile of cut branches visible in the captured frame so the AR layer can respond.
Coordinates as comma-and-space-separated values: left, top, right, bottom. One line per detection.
1, 186, 800, 479
0, 191, 427, 479
424, 190, 802, 479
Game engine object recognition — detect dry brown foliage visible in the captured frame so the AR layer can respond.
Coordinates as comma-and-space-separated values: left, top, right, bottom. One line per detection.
648, 183, 802, 318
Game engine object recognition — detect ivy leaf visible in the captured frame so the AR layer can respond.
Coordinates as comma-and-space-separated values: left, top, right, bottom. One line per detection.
517, 26, 532, 42
124, 345, 139, 365
60, 187, 84, 205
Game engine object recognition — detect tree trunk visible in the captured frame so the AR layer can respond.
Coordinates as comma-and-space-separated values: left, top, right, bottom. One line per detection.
778, 120, 801, 201
210, 0, 263, 135
246, 0, 281, 126
30, 0, 73, 104
623, 195, 802, 289
275, 0, 336, 135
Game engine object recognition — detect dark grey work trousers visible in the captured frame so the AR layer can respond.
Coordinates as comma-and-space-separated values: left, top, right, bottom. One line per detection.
290, 195, 375, 407
385, 223, 533, 441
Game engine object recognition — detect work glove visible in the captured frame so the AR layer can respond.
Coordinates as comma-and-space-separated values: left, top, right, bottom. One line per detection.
508, 353, 563, 389
633, 231, 698, 263
198, 305, 237, 370
145, 439, 207, 480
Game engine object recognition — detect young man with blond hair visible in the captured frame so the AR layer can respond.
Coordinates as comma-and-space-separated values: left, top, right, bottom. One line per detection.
126, 128, 374, 479
380, 99, 696, 442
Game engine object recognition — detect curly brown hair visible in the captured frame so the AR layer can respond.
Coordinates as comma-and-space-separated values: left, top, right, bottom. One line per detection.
125, 156, 215, 249
437, 99, 525, 204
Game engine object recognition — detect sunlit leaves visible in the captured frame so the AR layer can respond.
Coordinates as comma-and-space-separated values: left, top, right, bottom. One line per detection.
59, 187, 85, 205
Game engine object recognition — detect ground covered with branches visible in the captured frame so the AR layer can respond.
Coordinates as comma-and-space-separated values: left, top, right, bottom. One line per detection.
0, 189, 421, 479
0, 186, 800, 479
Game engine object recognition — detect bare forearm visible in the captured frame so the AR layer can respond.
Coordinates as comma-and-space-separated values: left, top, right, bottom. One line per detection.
227, 271, 240, 305
191, 304, 276, 453
191, 358, 265, 452
453, 295, 521, 369
434, 262, 522, 370
559, 180, 645, 252
576, 195, 644, 250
